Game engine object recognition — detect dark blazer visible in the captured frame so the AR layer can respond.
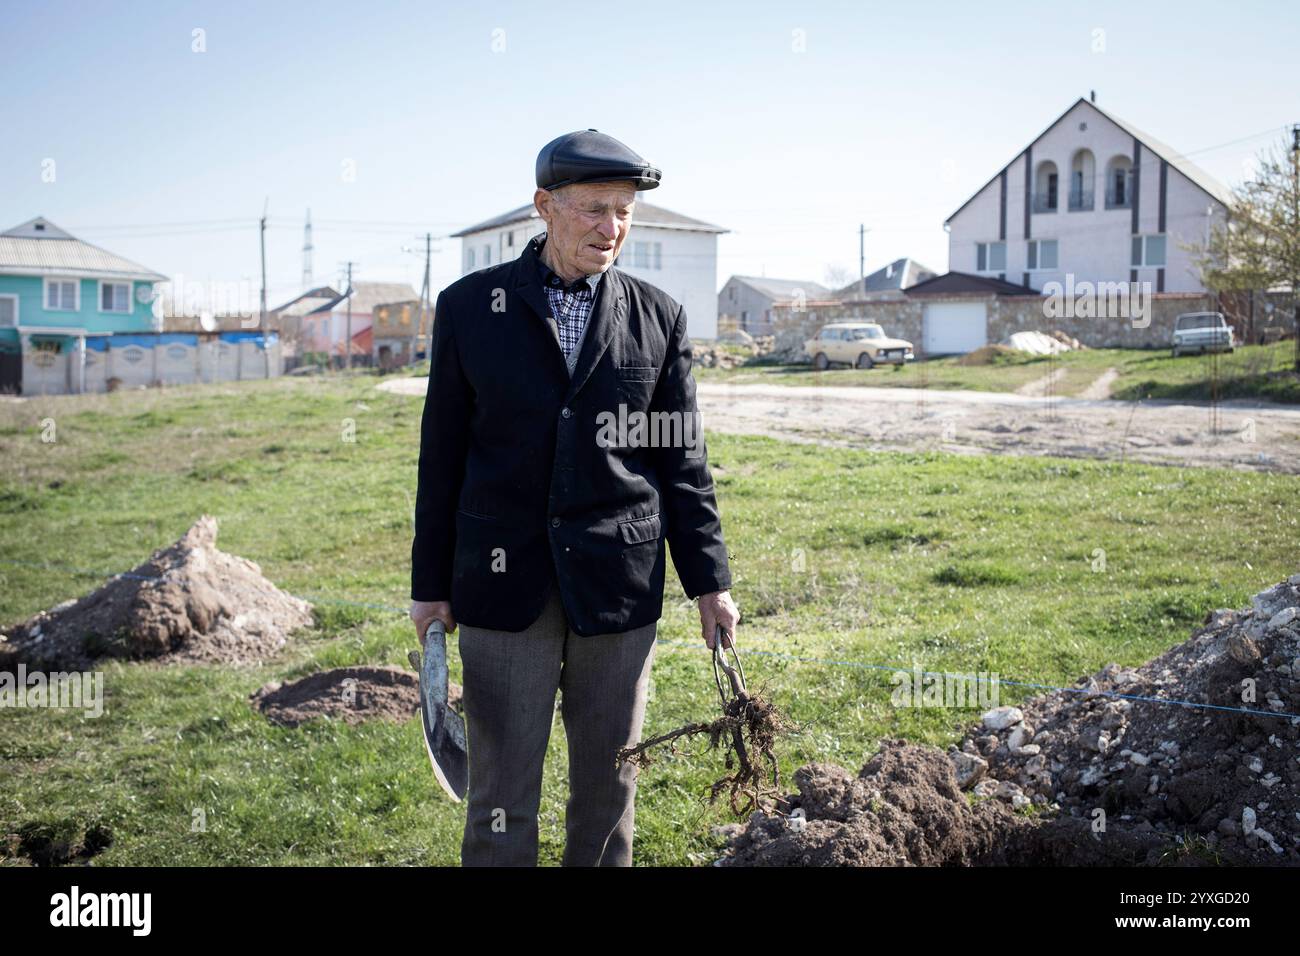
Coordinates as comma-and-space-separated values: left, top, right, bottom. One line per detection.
411, 233, 731, 635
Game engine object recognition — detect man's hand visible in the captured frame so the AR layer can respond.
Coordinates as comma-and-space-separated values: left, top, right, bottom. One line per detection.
698, 589, 740, 649
411, 600, 456, 646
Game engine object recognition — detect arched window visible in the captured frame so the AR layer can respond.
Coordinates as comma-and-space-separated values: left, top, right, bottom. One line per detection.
1033, 160, 1059, 213
1105, 155, 1133, 209
1069, 149, 1095, 211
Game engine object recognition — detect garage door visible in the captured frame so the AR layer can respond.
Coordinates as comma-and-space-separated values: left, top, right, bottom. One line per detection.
923, 302, 987, 355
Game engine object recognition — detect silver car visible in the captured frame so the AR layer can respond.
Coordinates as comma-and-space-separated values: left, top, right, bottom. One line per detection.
1172, 312, 1234, 357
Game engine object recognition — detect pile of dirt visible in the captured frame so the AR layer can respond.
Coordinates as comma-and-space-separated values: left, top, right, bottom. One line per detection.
718, 572, 1300, 866
957, 344, 1020, 366
0, 516, 313, 669
718, 741, 1025, 866
956, 572, 1300, 863
251, 665, 463, 728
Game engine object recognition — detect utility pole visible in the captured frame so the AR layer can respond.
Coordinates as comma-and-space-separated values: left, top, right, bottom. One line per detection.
1292, 123, 1299, 372
260, 198, 270, 379
415, 233, 431, 366
302, 208, 314, 289
859, 223, 866, 279
344, 261, 354, 371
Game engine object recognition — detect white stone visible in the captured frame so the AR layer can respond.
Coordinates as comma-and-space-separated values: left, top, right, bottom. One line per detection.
1007, 723, 1034, 751
1242, 807, 1257, 835
981, 706, 1024, 731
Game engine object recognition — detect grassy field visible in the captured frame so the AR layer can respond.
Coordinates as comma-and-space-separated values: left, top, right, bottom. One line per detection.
694, 341, 1300, 403
1, 374, 1298, 866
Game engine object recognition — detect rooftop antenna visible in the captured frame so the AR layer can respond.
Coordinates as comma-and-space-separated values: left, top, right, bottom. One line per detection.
1090, 90, 1096, 103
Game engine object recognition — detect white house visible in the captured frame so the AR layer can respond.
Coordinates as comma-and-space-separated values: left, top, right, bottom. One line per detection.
945, 96, 1232, 294
451, 199, 728, 339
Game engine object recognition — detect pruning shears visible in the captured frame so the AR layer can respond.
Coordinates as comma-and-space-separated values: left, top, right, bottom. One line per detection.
711, 624, 749, 704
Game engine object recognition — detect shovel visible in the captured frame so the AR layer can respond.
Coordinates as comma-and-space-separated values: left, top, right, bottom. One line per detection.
407, 620, 468, 802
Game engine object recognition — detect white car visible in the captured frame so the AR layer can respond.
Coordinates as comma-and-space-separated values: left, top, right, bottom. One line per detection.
805, 322, 915, 370
1172, 312, 1234, 357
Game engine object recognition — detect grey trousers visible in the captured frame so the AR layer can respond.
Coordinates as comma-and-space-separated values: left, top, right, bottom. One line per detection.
457, 579, 658, 866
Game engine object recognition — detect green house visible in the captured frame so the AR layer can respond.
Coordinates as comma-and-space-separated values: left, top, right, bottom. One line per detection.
0, 216, 167, 393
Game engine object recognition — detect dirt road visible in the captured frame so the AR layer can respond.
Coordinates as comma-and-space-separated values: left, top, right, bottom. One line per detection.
695, 382, 1300, 472
377, 377, 1300, 473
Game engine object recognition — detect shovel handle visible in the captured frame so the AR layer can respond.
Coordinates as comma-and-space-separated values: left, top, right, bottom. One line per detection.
422, 618, 446, 648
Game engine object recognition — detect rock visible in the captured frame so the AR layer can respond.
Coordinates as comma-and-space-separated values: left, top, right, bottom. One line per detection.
981, 706, 1023, 731
948, 751, 988, 790
1079, 728, 1110, 753
1007, 723, 1035, 751
1227, 632, 1263, 665
1242, 807, 1257, 835
1268, 607, 1299, 631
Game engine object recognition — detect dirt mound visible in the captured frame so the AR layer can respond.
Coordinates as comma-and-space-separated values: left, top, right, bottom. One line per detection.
0, 516, 312, 669
251, 665, 463, 728
958, 572, 1300, 863
720, 572, 1300, 866
956, 344, 1019, 366
718, 741, 1026, 866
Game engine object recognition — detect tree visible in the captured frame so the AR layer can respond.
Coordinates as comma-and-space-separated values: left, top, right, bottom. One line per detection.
1194, 130, 1300, 370
823, 264, 857, 291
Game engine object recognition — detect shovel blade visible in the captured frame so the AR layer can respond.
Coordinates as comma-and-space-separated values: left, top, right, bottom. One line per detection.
411, 623, 469, 802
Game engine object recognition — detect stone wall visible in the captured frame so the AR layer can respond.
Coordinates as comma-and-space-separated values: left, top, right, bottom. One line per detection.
769, 290, 1291, 360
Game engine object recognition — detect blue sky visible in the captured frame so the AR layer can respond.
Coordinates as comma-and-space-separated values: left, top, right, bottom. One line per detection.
3, 0, 1296, 309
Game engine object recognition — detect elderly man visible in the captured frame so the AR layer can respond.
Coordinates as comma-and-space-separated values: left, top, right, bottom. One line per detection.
409, 129, 739, 867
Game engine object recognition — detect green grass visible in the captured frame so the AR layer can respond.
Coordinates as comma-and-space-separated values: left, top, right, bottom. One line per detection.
694, 342, 1300, 403
1, 375, 1297, 865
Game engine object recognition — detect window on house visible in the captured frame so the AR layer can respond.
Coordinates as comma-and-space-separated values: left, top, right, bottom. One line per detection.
1131, 235, 1167, 268
976, 242, 1006, 272
100, 281, 130, 313
467, 248, 476, 270
1027, 240, 1058, 271
45, 278, 79, 311
483, 244, 491, 266
633, 242, 649, 268
652, 242, 662, 270
0, 296, 16, 328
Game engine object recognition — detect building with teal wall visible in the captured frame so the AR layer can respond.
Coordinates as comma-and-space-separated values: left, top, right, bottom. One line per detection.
0, 216, 167, 393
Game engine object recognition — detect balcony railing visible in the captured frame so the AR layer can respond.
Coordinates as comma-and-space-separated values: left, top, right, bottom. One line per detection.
1068, 189, 1095, 211
1031, 192, 1058, 213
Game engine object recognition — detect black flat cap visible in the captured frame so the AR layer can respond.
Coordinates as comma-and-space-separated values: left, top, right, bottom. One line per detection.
535, 129, 661, 192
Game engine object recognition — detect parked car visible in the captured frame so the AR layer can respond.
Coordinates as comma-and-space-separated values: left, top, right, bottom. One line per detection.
1172, 312, 1234, 357
805, 322, 915, 370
